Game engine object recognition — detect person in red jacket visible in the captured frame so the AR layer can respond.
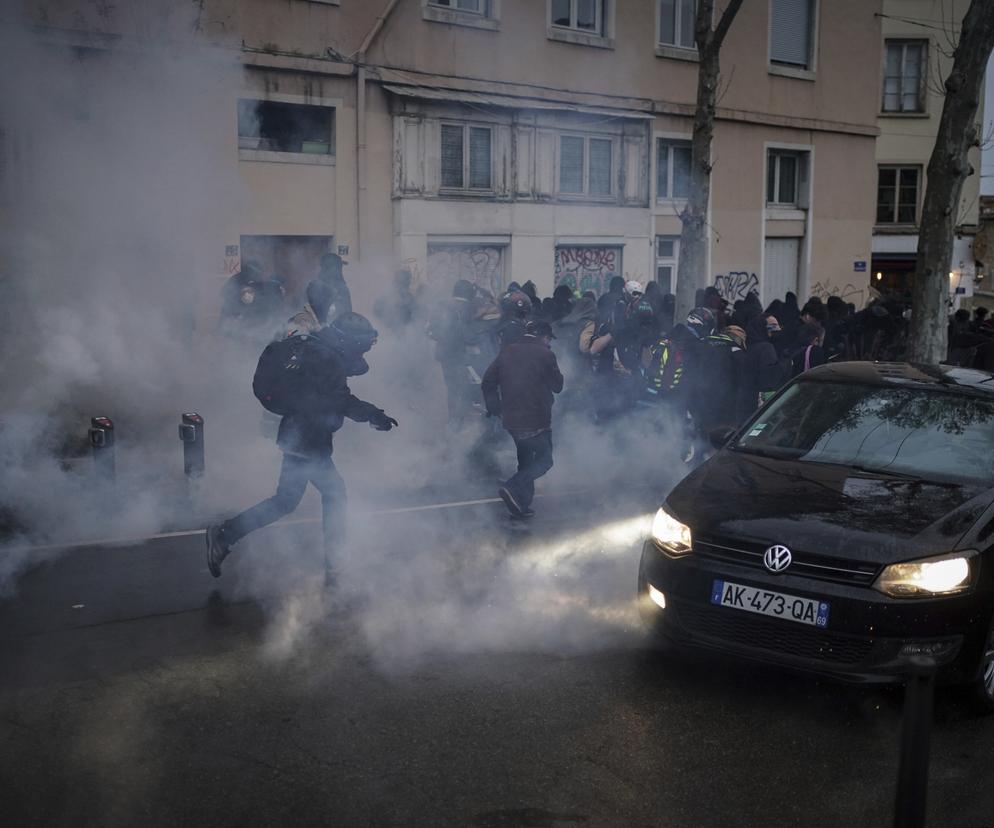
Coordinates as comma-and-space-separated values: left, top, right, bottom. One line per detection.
482, 319, 564, 518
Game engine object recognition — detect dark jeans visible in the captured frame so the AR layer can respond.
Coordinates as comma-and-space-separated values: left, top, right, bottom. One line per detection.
505, 430, 554, 510
222, 452, 346, 563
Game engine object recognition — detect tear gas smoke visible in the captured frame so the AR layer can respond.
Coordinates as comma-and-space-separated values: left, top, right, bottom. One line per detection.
0, 26, 692, 669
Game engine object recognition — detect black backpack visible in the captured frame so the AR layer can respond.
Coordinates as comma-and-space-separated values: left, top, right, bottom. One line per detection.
253, 335, 322, 415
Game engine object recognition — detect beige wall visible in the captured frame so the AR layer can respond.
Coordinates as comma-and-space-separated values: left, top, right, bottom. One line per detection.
877, 0, 983, 228
8, 0, 884, 312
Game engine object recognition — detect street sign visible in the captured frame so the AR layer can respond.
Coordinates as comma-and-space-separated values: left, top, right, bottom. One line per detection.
854, 261, 867, 272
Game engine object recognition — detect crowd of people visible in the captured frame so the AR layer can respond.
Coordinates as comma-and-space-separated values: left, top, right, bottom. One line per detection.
421, 274, 911, 444
206, 254, 923, 566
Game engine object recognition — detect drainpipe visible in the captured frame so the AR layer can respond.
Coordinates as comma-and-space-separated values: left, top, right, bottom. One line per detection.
354, 0, 402, 263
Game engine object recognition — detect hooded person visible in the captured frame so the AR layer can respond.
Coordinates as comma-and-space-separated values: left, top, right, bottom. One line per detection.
318, 253, 353, 319
206, 312, 397, 582
286, 279, 335, 338
496, 289, 532, 349
482, 319, 564, 518
733, 313, 788, 423
787, 322, 827, 377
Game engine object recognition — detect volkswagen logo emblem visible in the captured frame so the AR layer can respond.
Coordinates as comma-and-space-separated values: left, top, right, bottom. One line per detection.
763, 545, 792, 573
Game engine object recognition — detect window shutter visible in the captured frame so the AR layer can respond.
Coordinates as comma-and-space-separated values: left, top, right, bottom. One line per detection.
441, 125, 464, 188
588, 138, 612, 195
770, 0, 813, 68
560, 136, 584, 193
469, 127, 492, 189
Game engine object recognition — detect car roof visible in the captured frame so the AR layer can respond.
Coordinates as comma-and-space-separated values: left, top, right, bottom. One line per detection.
799, 361, 994, 396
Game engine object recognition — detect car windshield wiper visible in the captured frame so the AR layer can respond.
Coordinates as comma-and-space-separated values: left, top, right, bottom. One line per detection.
846, 463, 931, 483
731, 444, 793, 460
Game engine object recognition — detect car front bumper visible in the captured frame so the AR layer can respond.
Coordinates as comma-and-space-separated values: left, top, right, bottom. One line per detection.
637, 539, 991, 685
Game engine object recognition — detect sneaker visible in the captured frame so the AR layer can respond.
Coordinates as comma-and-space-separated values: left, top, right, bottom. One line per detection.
205, 524, 230, 578
498, 486, 523, 517
510, 508, 535, 520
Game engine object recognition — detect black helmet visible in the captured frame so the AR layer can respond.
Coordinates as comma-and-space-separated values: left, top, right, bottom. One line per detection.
320, 312, 378, 352
686, 307, 716, 340
525, 319, 556, 339
500, 290, 531, 319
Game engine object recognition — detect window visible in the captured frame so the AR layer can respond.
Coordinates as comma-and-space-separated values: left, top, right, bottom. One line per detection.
441, 124, 493, 191
559, 134, 614, 197
551, 0, 603, 34
657, 139, 692, 200
423, 0, 499, 28
237, 99, 335, 155
766, 150, 807, 207
430, 0, 485, 12
655, 236, 680, 293
659, 0, 695, 49
769, 0, 815, 70
876, 166, 920, 225
883, 40, 926, 113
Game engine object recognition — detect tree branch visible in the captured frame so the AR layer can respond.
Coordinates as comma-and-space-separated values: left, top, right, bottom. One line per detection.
713, 0, 746, 49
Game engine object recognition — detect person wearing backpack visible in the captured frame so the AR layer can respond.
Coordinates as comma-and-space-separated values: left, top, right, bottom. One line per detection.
205, 313, 398, 581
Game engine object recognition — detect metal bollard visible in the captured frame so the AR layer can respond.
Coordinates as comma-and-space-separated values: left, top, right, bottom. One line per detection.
178, 413, 205, 479
893, 656, 937, 828
88, 416, 116, 481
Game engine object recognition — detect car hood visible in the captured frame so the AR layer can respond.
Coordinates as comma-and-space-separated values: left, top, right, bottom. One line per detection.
666, 449, 994, 563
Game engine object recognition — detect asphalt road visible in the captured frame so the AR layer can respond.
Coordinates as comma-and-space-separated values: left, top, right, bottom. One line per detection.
2, 488, 994, 828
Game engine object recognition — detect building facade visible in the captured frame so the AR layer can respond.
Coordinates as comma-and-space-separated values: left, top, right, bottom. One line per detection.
3, 0, 884, 315
873, 0, 986, 310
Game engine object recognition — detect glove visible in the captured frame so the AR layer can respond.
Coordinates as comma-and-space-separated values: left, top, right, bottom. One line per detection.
369, 410, 399, 431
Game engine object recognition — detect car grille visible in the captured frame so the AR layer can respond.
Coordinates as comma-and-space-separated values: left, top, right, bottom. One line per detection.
694, 536, 880, 586
676, 602, 874, 665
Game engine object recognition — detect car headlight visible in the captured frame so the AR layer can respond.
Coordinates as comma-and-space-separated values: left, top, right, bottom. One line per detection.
650, 508, 692, 557
873, 552, 975, 598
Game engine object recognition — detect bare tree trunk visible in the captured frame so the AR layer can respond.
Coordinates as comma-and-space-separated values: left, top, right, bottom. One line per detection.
909, 0, 994, 364
674, 0, 744, 324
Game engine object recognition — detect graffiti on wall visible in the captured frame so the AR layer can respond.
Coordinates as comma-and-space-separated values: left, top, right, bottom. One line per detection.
714, 271, 759, 303
427, 245, 504, 298
554, 246, 622, 296
811, 281, 866, 309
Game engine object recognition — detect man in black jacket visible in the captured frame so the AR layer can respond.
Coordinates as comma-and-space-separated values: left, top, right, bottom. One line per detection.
205, 314, 397, 579
482, 320, 564, 518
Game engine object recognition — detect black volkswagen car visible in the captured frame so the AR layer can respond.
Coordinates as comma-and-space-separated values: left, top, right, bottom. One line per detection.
638, 362, 994, 710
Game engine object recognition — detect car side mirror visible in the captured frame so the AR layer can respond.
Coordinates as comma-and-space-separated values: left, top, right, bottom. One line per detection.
709, 426, 737, 450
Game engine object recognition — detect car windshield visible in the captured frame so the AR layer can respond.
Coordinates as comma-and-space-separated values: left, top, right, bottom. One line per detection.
733, 380, 994, 485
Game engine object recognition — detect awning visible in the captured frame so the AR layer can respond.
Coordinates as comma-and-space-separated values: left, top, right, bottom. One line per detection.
381, 83, 654, 120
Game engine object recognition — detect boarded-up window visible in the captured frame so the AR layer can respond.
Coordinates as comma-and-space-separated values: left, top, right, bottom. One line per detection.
554, 245, 623, 296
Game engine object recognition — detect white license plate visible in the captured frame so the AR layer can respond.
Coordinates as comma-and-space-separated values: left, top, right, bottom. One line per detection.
710, 580, 830, 628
